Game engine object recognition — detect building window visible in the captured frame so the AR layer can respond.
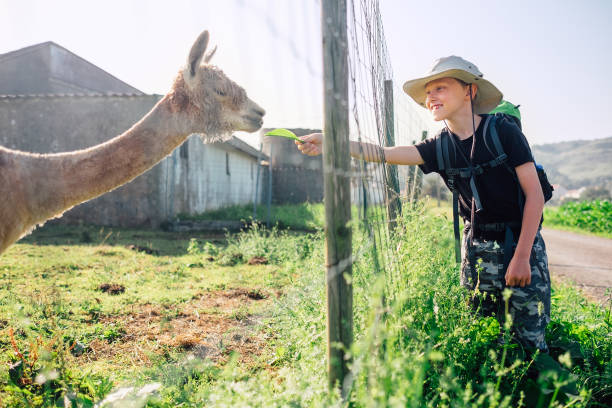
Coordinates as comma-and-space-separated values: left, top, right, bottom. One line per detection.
226, 152, 231, 176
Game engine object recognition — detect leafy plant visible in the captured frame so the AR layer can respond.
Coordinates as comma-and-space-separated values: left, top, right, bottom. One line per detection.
544, 200, 611, 234
4, 327, 112, 407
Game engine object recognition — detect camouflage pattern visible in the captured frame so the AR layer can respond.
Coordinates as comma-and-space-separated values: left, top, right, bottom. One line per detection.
461, 229, 551, 352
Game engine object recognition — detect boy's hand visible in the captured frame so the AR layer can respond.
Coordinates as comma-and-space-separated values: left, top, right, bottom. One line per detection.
505, 255, 531, 287
296, 133, 323, 156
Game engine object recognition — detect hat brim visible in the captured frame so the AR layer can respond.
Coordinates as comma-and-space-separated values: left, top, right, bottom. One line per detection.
402, 69, 503, 114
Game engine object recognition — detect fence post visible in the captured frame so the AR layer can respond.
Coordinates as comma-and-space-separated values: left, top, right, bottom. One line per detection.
406, 139, 416, 199
322, 0, 353, 398
410, 131, 428, 204
253, 142, 262, 221
383, 80, 400, 229
266, 143, 273, 228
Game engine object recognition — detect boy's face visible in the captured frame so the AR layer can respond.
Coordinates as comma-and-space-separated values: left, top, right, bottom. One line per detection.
424, 77, 472, 121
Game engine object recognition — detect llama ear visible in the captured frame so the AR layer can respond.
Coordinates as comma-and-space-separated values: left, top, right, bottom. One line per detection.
186, 30, 209, 78
203, 45, 217, 64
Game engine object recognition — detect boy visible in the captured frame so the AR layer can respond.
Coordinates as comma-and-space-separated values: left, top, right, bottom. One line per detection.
296, 56, 550, 355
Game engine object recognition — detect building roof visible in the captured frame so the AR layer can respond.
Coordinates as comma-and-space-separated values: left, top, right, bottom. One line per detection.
0, 41, 144, 95
0, 92, 151, 100
0, 41, 50, 62
218, 136, 268, 161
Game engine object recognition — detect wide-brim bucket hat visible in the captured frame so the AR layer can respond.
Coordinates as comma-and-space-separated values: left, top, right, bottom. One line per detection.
402, 56, 503, 114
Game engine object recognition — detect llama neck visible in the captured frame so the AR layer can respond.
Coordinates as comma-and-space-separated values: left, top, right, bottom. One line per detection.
30, 95, 191, 222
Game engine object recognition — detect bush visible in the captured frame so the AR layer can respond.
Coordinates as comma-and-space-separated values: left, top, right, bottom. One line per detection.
544, 200, 612, 234
3, 328, 113, 407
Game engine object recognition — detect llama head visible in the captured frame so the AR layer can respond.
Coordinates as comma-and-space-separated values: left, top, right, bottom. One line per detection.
174, 30, 265, 141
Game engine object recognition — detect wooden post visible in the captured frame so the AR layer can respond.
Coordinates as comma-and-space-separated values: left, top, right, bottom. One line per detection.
322, 0, 353, 397
410, 131, 428, 204
406, 139, 416, 199
266, 143, 273, 228
253, 142, 262, 220
383, 80, 400, 229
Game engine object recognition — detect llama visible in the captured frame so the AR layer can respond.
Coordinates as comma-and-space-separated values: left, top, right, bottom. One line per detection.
0, 30, 265, 254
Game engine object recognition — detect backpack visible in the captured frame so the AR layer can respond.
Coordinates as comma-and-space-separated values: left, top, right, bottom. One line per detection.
436, 102, 554, 265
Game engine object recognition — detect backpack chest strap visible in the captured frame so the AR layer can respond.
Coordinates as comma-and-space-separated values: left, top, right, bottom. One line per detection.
445, 152, 508, 178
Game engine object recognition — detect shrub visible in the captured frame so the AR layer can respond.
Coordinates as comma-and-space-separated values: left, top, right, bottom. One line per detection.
545, 200, 611, 234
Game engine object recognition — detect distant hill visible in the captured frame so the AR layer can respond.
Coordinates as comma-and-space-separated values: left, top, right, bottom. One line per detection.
531, 136, 612, 190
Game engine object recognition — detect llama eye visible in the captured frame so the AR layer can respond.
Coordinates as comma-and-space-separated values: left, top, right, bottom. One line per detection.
214, 89, 227, 97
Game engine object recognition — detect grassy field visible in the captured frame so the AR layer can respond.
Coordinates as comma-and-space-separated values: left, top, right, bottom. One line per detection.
0, 205, 610, 407
0, 224, 313, 406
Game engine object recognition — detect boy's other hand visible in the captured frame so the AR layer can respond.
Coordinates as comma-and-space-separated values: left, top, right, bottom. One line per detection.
296, 133, 323, 156
505, 255, 531, 287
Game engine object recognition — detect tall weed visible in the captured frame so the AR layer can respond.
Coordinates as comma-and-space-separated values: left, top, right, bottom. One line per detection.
191, 204, 609, 407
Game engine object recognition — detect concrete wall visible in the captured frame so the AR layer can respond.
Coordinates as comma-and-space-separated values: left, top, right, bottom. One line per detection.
0, 94, 160, 152
162, 136, 262, 217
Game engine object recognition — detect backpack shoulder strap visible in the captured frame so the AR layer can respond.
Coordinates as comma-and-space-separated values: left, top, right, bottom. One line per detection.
435, 133, 444, 171
441, 132, 452, 171
435, 130, 453, 172
487, 114, 505, 156
488, 113, 526, 212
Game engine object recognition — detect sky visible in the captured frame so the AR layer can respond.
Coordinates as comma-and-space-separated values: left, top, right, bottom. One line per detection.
1, 0, 611, 146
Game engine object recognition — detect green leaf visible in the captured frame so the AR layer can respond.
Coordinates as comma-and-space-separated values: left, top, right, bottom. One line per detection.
265, 128, 304, 143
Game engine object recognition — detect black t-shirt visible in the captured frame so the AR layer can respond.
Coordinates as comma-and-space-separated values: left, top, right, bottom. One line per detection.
415, 114, 534, 227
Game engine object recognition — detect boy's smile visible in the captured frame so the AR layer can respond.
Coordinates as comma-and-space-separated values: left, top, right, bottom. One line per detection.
425, 77, 474, 122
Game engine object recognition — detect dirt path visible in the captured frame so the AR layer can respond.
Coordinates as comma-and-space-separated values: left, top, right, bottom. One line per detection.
541, 228, 612, 305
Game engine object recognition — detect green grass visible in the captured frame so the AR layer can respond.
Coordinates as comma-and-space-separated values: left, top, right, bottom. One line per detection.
178, 203, 610, 407
1, 209, 609, 407
178, 202, 325, 231
544, 200, 612, 238
0, 223, 310, 406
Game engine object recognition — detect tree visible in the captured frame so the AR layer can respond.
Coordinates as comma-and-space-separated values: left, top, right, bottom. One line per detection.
580, 186, 611, 201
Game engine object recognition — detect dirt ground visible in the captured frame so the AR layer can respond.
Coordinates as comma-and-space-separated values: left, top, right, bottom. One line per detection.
82, 289, 279, 369
542, 228, 612, 305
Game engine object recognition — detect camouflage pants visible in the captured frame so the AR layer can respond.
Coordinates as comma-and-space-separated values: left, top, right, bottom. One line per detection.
461, 229, 551, 352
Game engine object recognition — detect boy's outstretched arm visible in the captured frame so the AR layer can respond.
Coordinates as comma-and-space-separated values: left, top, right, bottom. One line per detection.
296, 133, 424, 166
506, 162, 545, 288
